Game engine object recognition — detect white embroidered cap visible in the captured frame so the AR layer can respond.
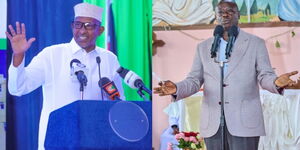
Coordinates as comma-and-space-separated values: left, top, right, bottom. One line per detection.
74, 3, 103, 22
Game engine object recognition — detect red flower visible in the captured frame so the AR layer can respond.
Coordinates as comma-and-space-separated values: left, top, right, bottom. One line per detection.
190, 132, 199, 137
175, 131, 203, 150
183, 132, 198, 137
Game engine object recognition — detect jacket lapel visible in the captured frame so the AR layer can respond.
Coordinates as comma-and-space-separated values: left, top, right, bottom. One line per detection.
205, 38, 222, 80
225, 30, 250, 79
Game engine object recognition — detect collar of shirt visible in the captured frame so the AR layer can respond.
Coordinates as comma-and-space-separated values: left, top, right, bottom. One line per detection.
70, 38, 102, 56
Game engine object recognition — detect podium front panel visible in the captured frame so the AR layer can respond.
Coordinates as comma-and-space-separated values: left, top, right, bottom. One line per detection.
45, 100, 152, 150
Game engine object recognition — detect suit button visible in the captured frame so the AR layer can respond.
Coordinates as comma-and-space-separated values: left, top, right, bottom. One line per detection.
218, 101, 229, 105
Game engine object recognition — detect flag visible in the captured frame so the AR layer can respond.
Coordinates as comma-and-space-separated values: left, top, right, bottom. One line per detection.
105, 0, 117, 55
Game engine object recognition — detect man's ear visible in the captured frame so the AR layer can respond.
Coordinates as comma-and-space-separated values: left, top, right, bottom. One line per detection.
98, 26, 105, 36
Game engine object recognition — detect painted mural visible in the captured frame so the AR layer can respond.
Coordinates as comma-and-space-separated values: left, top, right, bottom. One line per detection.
153, 0, 300, 27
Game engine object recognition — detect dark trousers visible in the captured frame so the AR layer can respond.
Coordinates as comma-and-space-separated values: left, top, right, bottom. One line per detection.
204, 125, 260, 150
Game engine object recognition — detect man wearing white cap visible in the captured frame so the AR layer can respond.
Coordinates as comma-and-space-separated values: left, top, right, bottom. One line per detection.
6, 3, 125, 150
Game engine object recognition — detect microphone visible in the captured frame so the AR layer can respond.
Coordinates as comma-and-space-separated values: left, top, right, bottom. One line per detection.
117, 67, 152, 95
70, 59, 81, 68
211, 25, 224, 58
225, 25, 238, 59
96, 56, 104, 100
70, 59, 88, 93
99, 77, 121, 100
75, 71, 88, 87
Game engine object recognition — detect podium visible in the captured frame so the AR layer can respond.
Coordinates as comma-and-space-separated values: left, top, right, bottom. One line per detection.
44, 100, 152, 150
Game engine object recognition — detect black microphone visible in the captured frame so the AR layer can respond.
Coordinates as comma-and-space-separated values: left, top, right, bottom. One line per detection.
96, 56, 104, 100
70, 59, 88, 92
116, 67, 152, 95
117, 67, 129, 79
211, 25, 224, 58
225, 25, 238, 59
76, 71, 87, 86
99, 77, 121, 100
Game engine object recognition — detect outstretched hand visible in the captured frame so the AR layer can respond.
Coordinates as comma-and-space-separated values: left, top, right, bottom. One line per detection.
285, 77, 300, 89
5, 22, 36, 55
275, 71, 299, 88
153, 80, 177, 96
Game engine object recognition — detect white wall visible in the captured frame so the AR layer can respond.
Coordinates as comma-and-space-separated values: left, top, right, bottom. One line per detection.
0, 0, 7, 39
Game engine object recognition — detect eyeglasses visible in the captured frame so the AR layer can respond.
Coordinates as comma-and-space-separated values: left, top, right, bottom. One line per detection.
72, 21, 100, 30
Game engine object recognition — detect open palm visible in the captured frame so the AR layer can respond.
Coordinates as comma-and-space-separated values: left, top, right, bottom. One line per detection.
275, 71, 299, 88
5, 22, 35, 54
154, 80, 177, 96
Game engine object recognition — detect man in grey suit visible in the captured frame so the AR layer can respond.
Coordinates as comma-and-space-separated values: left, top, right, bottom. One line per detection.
154, 1, 300, 150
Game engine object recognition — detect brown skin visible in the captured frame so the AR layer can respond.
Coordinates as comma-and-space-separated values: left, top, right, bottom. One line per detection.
72, 17, 104, 53
285, 77, 300, 89
172, 125, 179, 135
6, 22, 36, 67
275, 71, 298, 88
215, 2, 240, 41
6, 17, 104, 67
153, 80, 177, 96
153, 1, 299, 96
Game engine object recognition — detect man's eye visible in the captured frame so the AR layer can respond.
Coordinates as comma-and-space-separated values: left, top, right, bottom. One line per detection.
75, 23, 82, 26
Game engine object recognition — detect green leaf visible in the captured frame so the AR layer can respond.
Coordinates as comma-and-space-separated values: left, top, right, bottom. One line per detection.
275, 40, 281, 48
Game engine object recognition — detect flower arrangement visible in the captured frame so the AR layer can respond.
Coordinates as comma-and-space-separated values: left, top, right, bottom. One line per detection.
167, 131, 204, 150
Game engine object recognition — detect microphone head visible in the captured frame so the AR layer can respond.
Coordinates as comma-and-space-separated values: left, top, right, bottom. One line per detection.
70, 59, 88, 82
96, 56, 101, 64
117, 67, 129, 79
76, 71, 87, 86
213, 25, 224, 37
99, 77, 120, 100
124, 71, 142, 89
99, 77, 110, 87
228, 25, 238, 37
134, 79, 144, 89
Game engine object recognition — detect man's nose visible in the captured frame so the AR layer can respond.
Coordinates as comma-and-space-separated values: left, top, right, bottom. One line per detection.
222, 12, 229, 17
79, 27, 88, 33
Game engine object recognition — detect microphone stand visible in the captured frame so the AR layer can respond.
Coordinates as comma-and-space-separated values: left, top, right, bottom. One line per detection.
80, 82, 84, 100
77, 72, 87, 100
135, 80, 152, 101
96, 57, 104, 101
212, 26, 236, 150
137, 88, 150, 101
213, 57, 229, 150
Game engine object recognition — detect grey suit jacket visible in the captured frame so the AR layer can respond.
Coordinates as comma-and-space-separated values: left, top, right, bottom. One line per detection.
175, 30, 280, 138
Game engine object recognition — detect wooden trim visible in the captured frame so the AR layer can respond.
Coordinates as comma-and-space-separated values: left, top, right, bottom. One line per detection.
153, 22, 300, 31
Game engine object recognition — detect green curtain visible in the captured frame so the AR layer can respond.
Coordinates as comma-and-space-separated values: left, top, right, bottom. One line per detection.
0, 39, 6, 49
84, 0, 152, 101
